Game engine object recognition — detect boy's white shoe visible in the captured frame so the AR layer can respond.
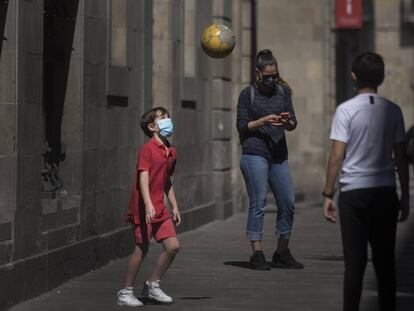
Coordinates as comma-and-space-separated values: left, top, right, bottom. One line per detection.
142, 280, 173, 303
117, 288, 144, 307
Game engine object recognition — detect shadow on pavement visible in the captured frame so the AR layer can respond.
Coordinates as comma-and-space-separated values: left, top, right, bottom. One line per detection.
224, 261, 287, 270
223, 261, 252, 269
180, 296, 213, 300
306, 254, 345, 261
139, 298, 174, 306
138, 296, 213, 306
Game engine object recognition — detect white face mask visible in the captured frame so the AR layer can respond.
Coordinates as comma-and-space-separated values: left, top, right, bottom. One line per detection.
156, 118, 174, 137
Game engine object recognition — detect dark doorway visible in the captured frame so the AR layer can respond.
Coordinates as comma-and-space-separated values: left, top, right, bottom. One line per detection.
42, 0, 79, 192
400, 0, 414, 46
336, 0, 375, 105
0, 0, 8, 57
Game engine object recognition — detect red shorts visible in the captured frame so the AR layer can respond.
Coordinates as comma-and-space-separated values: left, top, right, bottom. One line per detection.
133, 218, 176, 245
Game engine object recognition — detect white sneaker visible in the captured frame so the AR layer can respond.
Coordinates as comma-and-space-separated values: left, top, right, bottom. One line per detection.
117, 288, 144, 307
142, 280, 173, 303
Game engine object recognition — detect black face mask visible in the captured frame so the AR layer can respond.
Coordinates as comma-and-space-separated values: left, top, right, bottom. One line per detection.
261, 73, 279, 86
257, 73, 279, 93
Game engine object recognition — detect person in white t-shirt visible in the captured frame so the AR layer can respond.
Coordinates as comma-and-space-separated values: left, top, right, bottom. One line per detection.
322, 52, 409, 311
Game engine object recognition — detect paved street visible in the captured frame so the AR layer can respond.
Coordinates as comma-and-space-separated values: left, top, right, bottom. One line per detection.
9, 199, 414, 311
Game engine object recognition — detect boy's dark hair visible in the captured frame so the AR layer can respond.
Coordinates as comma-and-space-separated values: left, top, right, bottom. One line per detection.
352, 52, 385, 89
140, 107, 170, 138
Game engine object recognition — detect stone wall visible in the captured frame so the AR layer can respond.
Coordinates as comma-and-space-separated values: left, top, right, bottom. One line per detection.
0, 1, 140, 309
256, 0, 336, 201
0, 0, 17, 266
231, 0, 251, 214
1, 0, 45, 307
375, 0, 414, 128
3, 1, 413, 309
255, 0, 414, 201
0, 1, 253, 309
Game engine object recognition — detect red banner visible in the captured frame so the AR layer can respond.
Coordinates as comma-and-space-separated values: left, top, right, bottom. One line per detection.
336, 0, 362, 29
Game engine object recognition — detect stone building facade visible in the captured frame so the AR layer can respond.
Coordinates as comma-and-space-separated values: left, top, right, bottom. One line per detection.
1, 0, 413, 309
257, 0, 414, 200
0, 0, 253, 309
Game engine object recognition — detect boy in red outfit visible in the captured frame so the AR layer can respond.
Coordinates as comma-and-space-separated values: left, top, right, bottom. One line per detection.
117, 107, 181, 307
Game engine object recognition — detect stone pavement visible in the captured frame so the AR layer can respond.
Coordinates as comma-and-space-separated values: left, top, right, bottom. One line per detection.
9, 200, 414, 311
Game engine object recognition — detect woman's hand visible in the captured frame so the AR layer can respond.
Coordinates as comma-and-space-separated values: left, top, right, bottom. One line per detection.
279, 114, 295, 130
248, 114, 282, 131
261, 114, 283, 127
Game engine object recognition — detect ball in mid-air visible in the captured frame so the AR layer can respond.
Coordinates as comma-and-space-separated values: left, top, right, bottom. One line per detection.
200, 24, 236, 58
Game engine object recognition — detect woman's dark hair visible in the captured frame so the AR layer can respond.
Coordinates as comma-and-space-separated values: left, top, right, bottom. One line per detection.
140, 106, 170, 138
255, 49, 292, 93
255, 49, 278, 70
351, 52, 385, 89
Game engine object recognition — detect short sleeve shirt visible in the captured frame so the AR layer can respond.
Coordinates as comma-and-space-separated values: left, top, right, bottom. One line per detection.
127, 137, 177, 224
330, 93, 406, 191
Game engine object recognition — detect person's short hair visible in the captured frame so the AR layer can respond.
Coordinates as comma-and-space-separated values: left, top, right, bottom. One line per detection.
255, 49, 278, 71
351, 52, 385, 89
140, 107, 170, 138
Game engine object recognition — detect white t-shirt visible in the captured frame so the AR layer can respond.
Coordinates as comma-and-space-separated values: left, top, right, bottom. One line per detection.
330, 93, 406, 192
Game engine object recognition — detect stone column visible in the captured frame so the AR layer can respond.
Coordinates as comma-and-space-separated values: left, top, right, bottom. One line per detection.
173, 0, 217, 232
211, 0, 233, 220
256, 0, 335, 201
231, 0, 250, 214
13, 0, 44, 261
0, 0, 17, 266
152, 0, 174, 113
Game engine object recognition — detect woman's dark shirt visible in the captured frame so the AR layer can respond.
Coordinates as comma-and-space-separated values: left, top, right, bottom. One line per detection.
236, 84, 297, 163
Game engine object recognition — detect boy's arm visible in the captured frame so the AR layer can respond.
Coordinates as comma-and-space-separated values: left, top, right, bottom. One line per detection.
139, 171, 155, 223
165, 178, 181, 225
394, 142, 410, 222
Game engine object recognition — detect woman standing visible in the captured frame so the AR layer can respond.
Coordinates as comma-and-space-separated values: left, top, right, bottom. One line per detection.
236, 49, 303, 270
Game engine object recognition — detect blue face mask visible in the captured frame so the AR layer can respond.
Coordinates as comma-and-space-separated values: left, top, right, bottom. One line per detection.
156, 118, 174, 137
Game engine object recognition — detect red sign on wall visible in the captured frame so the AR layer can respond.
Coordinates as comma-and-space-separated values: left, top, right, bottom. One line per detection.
336, 0, 363, 29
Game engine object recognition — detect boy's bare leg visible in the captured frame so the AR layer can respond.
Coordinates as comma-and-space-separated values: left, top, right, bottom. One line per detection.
148, 237, 180, 282
124, 244, 149, 288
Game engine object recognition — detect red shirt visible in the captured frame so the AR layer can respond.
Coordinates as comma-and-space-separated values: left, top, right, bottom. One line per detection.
127, 137, 177, 224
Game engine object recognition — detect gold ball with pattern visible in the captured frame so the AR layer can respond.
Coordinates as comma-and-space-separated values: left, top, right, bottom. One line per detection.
200, 24, 236, 59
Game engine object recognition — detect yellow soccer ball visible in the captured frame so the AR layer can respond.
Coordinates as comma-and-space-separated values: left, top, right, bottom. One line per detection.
200, 24, 236, 59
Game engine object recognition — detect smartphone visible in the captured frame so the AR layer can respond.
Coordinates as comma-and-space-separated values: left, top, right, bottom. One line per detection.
280, 112, 290, 120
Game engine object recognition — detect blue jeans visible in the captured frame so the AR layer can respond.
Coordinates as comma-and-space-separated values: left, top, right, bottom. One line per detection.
240, 154, 295, 241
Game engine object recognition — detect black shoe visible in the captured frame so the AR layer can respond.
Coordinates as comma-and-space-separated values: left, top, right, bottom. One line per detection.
249, 250, 271, 270
271, 249, 304, 269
